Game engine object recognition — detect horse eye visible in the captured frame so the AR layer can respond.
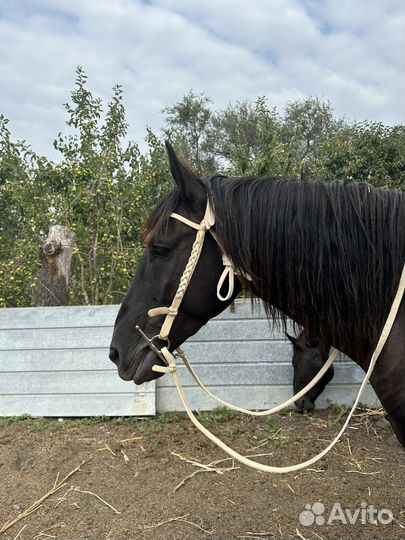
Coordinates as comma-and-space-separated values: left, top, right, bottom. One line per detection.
149, 244, 170, 258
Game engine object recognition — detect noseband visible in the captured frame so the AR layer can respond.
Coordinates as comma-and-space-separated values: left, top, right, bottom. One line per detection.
135, 191, 405, 473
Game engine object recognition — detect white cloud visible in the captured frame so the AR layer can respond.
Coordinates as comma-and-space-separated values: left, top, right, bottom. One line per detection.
0, 0, 403, 160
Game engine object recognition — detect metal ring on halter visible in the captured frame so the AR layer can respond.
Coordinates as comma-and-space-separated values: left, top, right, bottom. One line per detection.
152, 334, 171, 349
135, 325, 171, 364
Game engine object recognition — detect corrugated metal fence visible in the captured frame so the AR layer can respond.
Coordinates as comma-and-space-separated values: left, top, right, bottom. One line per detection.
0, 301, 379, 417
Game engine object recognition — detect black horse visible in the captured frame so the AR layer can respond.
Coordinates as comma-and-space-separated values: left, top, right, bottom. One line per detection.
110, 143, 405, 447
287, 331, 333, 413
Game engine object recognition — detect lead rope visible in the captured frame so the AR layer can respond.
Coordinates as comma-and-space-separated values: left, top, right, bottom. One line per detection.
144, 195, 405, 472
175, 347, 339, 415
153, 260, 405, 473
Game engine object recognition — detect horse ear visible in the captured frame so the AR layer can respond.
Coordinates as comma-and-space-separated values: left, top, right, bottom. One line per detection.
286, 332, 306, 352
165, 141, 205, 206
286, 332, 297, 346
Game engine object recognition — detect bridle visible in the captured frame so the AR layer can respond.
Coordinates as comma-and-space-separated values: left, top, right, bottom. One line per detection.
135, 191, 405, 473
136, 178, 251, 355
141, 197, 232, 345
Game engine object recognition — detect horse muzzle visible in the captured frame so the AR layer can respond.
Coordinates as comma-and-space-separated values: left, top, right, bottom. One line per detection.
109, 342, 165, 384
295, 396, 315, 413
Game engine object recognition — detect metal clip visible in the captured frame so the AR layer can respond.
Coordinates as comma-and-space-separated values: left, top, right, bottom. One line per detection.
135, 325, 170, 365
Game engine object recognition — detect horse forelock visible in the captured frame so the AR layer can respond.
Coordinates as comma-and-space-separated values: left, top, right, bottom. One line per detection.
210, 176, 405, 357
143, 188, 180, 243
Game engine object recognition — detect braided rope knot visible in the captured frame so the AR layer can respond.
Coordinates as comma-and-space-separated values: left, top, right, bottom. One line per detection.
151, 346, 178, 374
148, 306, 178, 318
175, 230, 206, 299
222, 254, 233, 268
152, 364, 176, 374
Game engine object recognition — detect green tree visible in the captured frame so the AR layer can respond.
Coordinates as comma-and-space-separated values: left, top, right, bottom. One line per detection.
162, 91, 212, 172
261, 97, 345, 179
205, 97, 280, 175
314, 122, 405, 188
0, 68, 175, 307
1, 74, 403, 308
53, 67, 145, 304
0, 116, 57, 306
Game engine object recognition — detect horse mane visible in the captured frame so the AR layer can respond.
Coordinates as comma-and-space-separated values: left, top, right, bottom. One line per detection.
143, 189, 180, 243
211, 177, 405, 356
145, 176, 405, 357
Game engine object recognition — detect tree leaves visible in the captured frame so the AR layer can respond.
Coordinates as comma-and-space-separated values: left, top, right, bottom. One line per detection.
1, 73, 403, 307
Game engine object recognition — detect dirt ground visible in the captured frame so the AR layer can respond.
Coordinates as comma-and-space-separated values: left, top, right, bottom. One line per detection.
0, 407, 404, 540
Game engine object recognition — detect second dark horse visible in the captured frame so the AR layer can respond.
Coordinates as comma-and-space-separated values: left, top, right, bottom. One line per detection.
287, 332, 333, 413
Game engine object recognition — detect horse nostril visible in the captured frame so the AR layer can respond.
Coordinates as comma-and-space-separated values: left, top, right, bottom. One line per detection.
295, 399, 305, 413
109, 347, 120, 365
306, 402, 315, 413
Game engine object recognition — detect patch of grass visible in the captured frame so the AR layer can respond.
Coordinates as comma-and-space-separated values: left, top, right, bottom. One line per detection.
171, 425, 186, 437
114, 412, 185, 427
198, 407, 237, 427
27, 416, 111, 432
29, 419, 60, 432
131, 412, 187, 434
65, 416, 110, 429
2, 413, 187, 433
212, 407, 237, 423
221, 425, 247, 438
158, 411, 186, 423
274, 436, 289, 448
135, 422, 163, 435
0, 415, 30, 427
134, 418, 166, 435
264, 417, 280, 433
327, 403, 348, 415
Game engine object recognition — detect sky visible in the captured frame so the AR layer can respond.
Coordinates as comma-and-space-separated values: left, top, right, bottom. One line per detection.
0, 0, 404, 160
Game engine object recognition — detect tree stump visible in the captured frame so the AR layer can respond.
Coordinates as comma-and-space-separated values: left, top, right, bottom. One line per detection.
36, 226, 76, 306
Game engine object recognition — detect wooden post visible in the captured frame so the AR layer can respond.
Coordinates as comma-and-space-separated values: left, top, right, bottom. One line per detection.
36, 226, 76, 306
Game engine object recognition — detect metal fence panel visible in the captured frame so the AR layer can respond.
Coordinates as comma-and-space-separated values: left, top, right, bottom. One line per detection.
0, 300, 379, 416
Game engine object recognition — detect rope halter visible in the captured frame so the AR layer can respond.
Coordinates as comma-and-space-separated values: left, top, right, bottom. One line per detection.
146, 197, 247, 342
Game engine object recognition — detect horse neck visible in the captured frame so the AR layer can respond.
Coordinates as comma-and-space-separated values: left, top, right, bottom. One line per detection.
214, 179, 405, 364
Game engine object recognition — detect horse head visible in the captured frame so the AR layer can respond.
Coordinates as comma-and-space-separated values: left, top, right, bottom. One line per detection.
109, 143, 241, 384
287, 331, 334, 412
